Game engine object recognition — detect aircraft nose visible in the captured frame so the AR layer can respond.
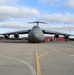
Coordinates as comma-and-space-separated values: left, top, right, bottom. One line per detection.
33, 31, 44, 41
34, 33, 38, 38
28, 27, 44, 42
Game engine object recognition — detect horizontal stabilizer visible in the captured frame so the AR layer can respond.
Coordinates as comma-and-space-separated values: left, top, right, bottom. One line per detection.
28, 21, 47, 26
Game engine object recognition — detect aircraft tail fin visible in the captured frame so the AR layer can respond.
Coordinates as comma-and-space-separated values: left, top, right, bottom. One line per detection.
28, 21, 47, 26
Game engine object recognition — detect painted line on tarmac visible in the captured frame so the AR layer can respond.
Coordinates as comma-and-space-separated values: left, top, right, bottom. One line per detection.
34, 44, 58, 75
38, 51, 50, 59
38, 50, 59, 59
70, 55, 74, 56
34, 44, 41, 75
0, 55, 36, 75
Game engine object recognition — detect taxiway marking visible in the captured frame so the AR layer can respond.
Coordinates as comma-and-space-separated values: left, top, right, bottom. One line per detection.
70, 55, 74, 56
34, 44, 41, 75
34, 44, 59, 75
38, 50, 59, 59
0, 55, 36, 75
38, 51, 50, 59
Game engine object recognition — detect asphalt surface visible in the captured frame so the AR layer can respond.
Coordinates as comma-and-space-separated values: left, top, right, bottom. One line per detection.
0, 41, 74, 75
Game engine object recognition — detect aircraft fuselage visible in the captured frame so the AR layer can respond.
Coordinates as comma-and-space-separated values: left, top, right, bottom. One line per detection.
28, 26, 44, 43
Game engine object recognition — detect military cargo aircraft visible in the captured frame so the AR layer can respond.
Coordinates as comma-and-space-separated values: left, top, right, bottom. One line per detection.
0, 21, 73, 43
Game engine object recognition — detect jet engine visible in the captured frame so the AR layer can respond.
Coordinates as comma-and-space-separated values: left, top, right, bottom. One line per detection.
54, 34, 59, 38
4, 34, 10, 39
53, 34, 59, 41
64, 35, 69, 41
14, 33, 19, 38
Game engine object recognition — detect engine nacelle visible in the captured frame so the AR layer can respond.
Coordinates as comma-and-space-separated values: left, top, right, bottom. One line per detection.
64, 35, 69, 41
54, 34, 59, 38
14, 33, 19, 38
4, 34, 10, 39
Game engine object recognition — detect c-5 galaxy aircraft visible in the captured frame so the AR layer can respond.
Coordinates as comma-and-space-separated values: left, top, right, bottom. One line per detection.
0, 21, 73, 43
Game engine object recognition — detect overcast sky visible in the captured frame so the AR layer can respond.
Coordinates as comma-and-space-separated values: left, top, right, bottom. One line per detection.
0, 0, 74, 35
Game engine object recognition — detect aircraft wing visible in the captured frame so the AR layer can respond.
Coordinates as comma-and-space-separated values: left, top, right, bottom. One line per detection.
0, 29, 31, 35
42, 30, 73, 36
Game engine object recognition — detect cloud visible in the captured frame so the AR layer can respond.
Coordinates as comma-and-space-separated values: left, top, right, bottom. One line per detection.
39, 23, 74, 34
63, 0, 74, 8
0, 5, 40, 21
0, 21, 33, 29
0, 11, 74, 31
40, 13, 74, 24
40, 0, 74, 8
0, 20, 74, 35
0, 0, 18, 4
39, 12, 74, 33
40, 0, 58, 4
19, 6, 40, 18
44, 25, 74, 31
0, 20, 74, 32
0, 15, 10, 21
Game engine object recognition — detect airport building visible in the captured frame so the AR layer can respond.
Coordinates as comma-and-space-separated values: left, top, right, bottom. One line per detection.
44, 36, 64, 41
44, 36, 74, 41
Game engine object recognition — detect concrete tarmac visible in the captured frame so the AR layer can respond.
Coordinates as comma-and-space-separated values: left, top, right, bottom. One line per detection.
0, 41, 74, 75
